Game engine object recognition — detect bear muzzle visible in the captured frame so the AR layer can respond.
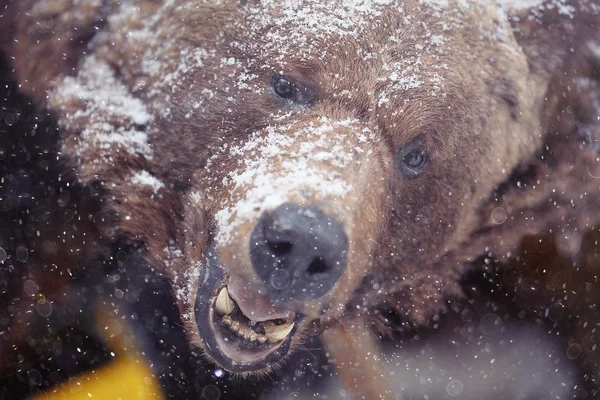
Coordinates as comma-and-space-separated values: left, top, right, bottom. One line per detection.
193, 204, 348, 373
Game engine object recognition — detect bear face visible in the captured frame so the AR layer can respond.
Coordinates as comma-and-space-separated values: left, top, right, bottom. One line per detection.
152, 1, 549, 373
130, 0, 540, 373
2, 0, 600, 379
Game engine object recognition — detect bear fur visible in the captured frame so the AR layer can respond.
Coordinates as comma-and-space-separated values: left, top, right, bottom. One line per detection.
1, 0, 600, 392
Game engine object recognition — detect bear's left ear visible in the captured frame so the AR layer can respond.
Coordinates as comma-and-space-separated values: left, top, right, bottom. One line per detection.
506, 1, 600, 156
463, 2, 600, 260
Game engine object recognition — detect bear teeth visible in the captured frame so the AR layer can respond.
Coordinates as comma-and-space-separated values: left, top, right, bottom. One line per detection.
220, 315, 293, 344
264, 321, 294, 343
221, 315, 269, 343
216, 285, 294, 344
214, 286, 235, 316
222, 315, 233, 326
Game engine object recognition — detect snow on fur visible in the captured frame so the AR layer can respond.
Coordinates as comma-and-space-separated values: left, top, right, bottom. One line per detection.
131, 170, 165, 193
212, 117, 375, 245
51, 56, 154, 163
242, 0, 395, 58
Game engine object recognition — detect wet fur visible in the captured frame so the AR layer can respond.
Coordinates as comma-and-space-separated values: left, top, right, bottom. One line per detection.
1, 0, 600, 383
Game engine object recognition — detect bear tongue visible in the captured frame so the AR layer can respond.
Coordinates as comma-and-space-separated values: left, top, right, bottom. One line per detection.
227, 275, 290, 322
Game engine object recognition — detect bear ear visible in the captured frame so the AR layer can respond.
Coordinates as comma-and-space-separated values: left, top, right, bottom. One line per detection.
461, 3, 600, 261
506, 1, 600, 159
505, 1, 599, 79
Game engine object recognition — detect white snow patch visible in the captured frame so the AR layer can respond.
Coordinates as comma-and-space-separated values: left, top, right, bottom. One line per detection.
499, 0, 576, 18
498, 0, 545, 12
190, 191, 203, 206
131, 170, 164, 193
53, 56, 154, 160
179, 260, 202, 317
212, 118, 374, 245
161, 48, 209, 94
419, 0, 450, 11
589, 41, 600, 58
242, 0, 396, 60
31, 0, 102, 20
163, 246, 184, 261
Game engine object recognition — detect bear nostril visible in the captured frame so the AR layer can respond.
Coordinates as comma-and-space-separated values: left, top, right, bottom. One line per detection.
306, 256, 329, 275
267, 241, 293, 257
250, 203, 348, 305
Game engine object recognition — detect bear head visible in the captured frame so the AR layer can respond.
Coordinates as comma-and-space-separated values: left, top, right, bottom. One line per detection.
2, 0, 599, 377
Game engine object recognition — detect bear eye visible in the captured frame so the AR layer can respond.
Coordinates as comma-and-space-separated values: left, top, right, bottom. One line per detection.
273, 76, 294, 99
272, 75, 296, 100
396, 139, 429, 178
270, 74, 315, 105
404, 149, 427, 168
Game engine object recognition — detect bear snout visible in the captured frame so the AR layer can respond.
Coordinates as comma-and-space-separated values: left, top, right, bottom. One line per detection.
250, 203, 348, 305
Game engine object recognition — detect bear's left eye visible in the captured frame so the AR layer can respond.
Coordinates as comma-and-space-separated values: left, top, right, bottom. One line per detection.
404, 149, 427, 168
396, 139, 429, 178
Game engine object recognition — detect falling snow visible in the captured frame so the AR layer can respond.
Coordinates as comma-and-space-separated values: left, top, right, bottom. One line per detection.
2, 0, 600, 399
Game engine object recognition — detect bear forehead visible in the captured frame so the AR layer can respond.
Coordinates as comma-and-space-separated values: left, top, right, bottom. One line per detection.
128, 0, 515, 97
139, 0, 517, 127
232, 0, 512, 59
50, 0, 521, 183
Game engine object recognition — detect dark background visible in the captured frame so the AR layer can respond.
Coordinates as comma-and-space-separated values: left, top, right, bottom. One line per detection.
0, 52, 266, 399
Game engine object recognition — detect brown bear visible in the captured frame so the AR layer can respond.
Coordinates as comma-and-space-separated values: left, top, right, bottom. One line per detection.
1, 0, 600, 395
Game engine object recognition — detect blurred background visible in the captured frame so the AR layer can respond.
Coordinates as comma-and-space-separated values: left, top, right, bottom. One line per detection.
1, 52, 599, 399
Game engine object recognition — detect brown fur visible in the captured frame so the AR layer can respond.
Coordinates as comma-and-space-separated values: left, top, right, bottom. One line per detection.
1, 0, 600, 385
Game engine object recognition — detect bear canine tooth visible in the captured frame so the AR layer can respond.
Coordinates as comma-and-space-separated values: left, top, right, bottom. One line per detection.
221, 315, 232, 326
264, 322, 294, 343
214, 286, 235, 316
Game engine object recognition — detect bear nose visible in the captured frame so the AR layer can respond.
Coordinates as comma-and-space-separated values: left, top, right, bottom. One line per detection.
250, 203, 348, 305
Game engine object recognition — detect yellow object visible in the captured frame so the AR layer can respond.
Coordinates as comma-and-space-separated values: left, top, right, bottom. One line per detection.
31, 306, 164, 400
33, 355, 163, 400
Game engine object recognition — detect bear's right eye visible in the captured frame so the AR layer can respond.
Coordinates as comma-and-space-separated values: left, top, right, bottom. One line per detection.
271, 74, 315, 105
273, 76, 294, 99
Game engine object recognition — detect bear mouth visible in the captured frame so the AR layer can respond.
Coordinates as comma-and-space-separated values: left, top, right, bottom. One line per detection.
209, 277, 299, 366
194, 252, 301, 373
